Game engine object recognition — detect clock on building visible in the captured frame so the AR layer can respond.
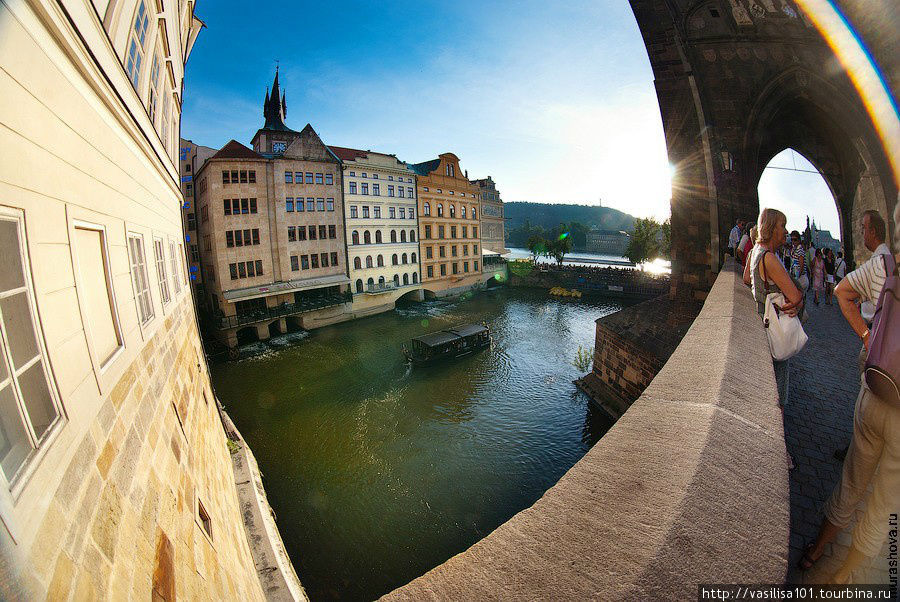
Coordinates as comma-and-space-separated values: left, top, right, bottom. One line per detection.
272, 141, 287, 153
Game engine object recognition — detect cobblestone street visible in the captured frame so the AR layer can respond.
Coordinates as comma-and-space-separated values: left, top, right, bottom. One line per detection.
783, 296, 893, 585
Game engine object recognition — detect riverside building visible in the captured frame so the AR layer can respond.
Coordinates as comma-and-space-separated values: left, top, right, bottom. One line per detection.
410, 154, 484, 296
180, 138, 216, 304
194, 70, 350, 348
0, 0, 292, 599
473, 176, 507, 255
329, 146, 424, 314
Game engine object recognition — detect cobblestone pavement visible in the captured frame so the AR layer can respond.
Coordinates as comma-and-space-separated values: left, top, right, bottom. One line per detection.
783, 296, 892, 585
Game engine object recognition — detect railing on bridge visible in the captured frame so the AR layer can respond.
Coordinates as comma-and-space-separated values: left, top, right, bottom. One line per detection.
213, 291, 352, 329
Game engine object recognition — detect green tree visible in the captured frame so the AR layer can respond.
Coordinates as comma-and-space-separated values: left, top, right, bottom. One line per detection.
526, 235, 548, 263
625, 217, 661, 268
549, 235, 572, 265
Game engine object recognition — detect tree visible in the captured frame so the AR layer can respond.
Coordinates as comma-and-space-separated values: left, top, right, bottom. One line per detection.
625, 217, 661, 268
549, 235, 572, 265
526, 235, 548, 263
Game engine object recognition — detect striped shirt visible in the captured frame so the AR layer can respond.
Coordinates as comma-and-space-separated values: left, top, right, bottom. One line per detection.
846, 243, 891, 323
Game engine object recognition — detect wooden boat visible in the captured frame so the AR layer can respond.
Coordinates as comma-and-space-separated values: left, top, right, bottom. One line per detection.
403, 323, 491, 365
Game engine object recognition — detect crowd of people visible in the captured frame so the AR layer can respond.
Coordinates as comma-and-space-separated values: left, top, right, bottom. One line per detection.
732, 204, 898, 585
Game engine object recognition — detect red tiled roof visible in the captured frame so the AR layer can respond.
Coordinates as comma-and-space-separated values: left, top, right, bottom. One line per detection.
210, 140, 264, 160
327, 145, 369, 162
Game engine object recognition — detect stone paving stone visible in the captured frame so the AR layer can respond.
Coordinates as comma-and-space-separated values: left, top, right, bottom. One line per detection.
782, 300, 892, 585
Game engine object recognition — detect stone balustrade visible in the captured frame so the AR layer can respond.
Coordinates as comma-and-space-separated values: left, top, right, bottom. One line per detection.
383, 259, 789, 600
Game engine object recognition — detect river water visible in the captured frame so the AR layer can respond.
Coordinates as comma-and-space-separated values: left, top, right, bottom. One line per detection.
210, 287, 624, 600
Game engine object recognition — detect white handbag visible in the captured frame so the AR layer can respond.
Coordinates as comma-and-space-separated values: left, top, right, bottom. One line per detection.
763, 292, 808, 360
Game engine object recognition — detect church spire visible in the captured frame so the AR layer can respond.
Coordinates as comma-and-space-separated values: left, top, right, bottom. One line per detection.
262, 66, 290, 131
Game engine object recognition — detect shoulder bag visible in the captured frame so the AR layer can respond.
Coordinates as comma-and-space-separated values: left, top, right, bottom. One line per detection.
761, 251, 808, 361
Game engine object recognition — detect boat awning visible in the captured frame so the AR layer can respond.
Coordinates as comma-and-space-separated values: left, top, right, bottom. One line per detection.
447, 324, 488, 338
223, 274, 350, 302
413, 331, 460, 347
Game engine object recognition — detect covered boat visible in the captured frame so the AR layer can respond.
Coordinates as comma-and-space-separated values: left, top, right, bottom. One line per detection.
403, 323, 491, 365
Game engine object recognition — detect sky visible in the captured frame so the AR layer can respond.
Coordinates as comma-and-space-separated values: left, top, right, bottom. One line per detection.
182, 0, 839, 234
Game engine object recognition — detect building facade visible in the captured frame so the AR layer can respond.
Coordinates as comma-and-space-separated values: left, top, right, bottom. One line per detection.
180, 138, 216, 304
194, 71, 351, 348
0, 0, 286, 599
410, 154, 483, 296
473, 176, 507, 254
329, 147, 423, 313
586, 228, 631, 256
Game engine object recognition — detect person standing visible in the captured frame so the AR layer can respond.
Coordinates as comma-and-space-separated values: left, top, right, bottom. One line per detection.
811, 248, 825, 305
799, 208, 899, 583
728, 219, 743, 256
789, 231, 808, 291
835, 250, 847, 282
824, 248, 836, 305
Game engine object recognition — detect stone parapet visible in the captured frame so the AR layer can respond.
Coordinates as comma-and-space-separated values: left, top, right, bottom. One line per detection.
383, 258, 789, 600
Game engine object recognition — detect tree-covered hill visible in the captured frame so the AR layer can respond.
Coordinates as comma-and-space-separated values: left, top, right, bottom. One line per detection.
504, 202, 635, 233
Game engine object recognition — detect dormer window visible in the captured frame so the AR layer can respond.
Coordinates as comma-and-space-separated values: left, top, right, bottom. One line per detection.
446, 164, 455, 177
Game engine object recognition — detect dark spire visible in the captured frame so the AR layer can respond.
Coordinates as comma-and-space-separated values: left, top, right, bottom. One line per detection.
262, 66, 290, 131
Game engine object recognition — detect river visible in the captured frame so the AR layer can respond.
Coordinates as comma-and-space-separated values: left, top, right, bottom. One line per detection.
210, 287, 625, 600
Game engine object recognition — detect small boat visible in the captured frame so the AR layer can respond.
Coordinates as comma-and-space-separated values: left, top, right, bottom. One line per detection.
403, 323, 491, 365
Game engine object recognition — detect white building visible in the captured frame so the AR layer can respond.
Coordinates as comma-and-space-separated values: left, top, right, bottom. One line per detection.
329, 147, 424, 313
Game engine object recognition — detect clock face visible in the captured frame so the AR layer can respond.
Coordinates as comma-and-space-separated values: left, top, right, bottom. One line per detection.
272, 141, 287, 153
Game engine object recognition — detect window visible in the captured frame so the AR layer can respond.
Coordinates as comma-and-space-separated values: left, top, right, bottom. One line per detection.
375, 230, 382, 244
226, 231, 234, 247
0, 214, 63, 482
187, 213, 196, 231
240, 198, 249, 214
301, 255, 309, 270
356, 279, 363, 293
285, 171, 293, 183
305, 173, 313, 184
148, 53, 161, 124
321, 253, 329, 267
446, 164, 454, 177
474, 244, 478, 255
317, 199, 325, 212
451, 245, 458, 257
407, 187, 414, 198
463, 245, 468, 256
327, 198, 334, 211
286, 199, 294, 212
363, 231, 371, 244
426, 246, 432, 259
222, 170, 230, 184
398, 187, 405, 198
424, 225, 431, 239
153, 238, 171, 305
438, 226, 445, 239
249, 171, 256, 183
319, 225, 327, 240
411, 252, 417, 263
473, 208, 477, 220
391, 254, 398, 265
349, 182, 357, 194
452, 263, 458, 274
451, 226, 457, 239
306, 199, 315, 212
350, 206, 358, 218
361, 183, 369, 196
463, 261, 469, 273
440, 264, 446, 276
361, 173, 367, 179
128, 234, 154, 324
349, 171, 356, 177
372, 174, 378, 179
352, 231, 359, 245
473, 226, 478, 238
190, 245, 199, 262
309, 226, 317, 240
474, 260, 479, 271
331, 252, 339, 266
388, 185, 395, 197
372, 184, 380, 196
413, 272, 418, 284
399, 208, 406, 220
461, 206, 467, 219
427, 265, 433, 278
366, 256, 373, 268
423, 203, 430, 216
291, 255, 299, 271
373, 206, 381, 219
462, 226, 468, 238
295, 172, 302, 182
354, 257, 361, 269
170, 242, 182, 294
410, 230, 416, 242
449, 191, 454, 195
401, 253, 407, 264
438, 204, 443, 217
311, 254, 319, 269
400, 231, 407, 243
229, 263, 238, 279
389, 230, 397, 243
325, 173, 333, 185
72, 223, 123, 367
389, 207, 396, 219
423, 187, 429, 192
394, 274, 400, 286
439, 246, 446, 258
450, 205, 456, 218
288, 226, 296, 242
239, 171, 248, 184
362, 206, 370, 219
126, 1, 149, 87
315, 173, 323, 184
250, 199, 258, 213
377, 255, 384, 267
329, 225, 336, 239
403, 273, 409, 285
297, 227, 306, 241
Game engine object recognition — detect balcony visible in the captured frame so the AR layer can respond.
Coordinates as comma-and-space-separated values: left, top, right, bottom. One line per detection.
213, 291, 352, 329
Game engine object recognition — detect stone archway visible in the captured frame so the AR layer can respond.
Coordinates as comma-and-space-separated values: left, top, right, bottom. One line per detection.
628, 0, 897, 299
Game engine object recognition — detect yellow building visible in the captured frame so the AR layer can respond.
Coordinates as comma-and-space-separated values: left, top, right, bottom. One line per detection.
410, 153, 484, 297
0, 0, 301, 599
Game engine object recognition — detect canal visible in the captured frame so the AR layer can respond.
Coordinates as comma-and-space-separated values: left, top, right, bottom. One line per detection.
210, 287, 624, 601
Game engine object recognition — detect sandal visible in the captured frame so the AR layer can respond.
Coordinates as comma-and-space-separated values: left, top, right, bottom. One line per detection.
797, 542, 820, 571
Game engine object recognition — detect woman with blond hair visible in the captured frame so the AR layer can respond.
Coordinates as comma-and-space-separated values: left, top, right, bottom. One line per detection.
748, 208, 804, 406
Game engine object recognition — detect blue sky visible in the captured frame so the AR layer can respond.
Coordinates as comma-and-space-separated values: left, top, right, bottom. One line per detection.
182, 0, 840, 235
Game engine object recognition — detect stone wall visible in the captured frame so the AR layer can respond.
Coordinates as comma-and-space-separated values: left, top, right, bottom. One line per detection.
383, 260, 790, 600
508, 265, 669, 300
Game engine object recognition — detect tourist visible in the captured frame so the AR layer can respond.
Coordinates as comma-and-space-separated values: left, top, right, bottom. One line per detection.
806, 242, 817, 300
728, 218, 743, 256
749, 209, 803, 407
835, 251, 847, 282
789, 231, 808, 292
798, 207, 898, 584
810, 248, 825, 305
823, 249, 836, 305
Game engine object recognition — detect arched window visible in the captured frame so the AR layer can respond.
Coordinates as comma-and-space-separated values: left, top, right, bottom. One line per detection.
352, 230, 359, 245
437, 204, 443, 217
366, 255, 373, 268
411, 252, 417, 264
401, 253, 408, 264
462, 206, 467, 218
364, 230, 371, 244
410, 230, 416, 242
390, 230, 397, 243
377, 254, 384, 267
378, 276, 385, 285
403, 273, 409, 285
424, 202, 430, 216
412, 272, 418, 284
393, 274, 400, 286
392, 254, 398, 265
353, 257, 362, 269
400, 230, 407, 243
472, 207, 477, 220
375, 230, 383, 243
367, 277, 374, 288
450, 205, 456, 218
355, 279, 363, 293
